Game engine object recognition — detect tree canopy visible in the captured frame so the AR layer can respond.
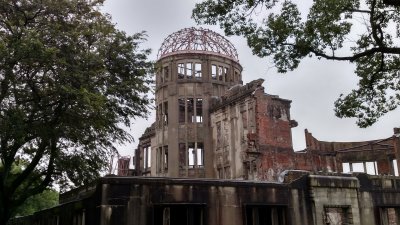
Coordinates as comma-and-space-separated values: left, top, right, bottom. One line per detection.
193, 0, 400, 127
0, 0, 152, 223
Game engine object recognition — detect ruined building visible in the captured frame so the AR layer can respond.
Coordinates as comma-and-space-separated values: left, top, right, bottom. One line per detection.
11, 28, 400, 225
135, 27, 400, 181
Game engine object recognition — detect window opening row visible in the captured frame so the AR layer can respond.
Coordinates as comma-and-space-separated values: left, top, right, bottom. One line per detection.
154, 205, 204, 225
179, 142, 204, 168
159, 63, 241, 83
174, 63, 240, 82
211, 64, 229, 81
154, 205, 288, 225
342, 161, 379, 175
178, 62, 202, 79
179, 98, 203, 123
212, 64, 241, 82
245, 205, 287, 225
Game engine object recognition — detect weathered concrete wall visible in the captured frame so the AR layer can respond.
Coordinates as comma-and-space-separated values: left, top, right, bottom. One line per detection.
101, 177, 300, 225
210, 96, 256, 179
358, 190, 376, 225
152, 52, 243, 179
308, 175, 361, 225
10, 174, 400, 225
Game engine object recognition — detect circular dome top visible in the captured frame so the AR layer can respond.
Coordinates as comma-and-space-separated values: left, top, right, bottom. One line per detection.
157, 27, 239, 61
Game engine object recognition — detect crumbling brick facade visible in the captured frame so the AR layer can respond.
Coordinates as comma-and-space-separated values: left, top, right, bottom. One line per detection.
208, 79, 399, 181
210, 79, 299, 180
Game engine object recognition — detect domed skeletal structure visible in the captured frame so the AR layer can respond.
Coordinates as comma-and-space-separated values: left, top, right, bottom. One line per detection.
157, 27, 239, 61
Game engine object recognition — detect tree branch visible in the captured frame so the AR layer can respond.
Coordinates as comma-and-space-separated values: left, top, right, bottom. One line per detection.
370, 0, 385, 47
9, 138, 48, 195
383, 0, 400, 6
0, 64, 15, 105
308, 46, 400, 62
347, 9, 372, 13
12, 137, 57, 212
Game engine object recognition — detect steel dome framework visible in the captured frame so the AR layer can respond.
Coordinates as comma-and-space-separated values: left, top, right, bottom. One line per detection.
157, 27, 239, 61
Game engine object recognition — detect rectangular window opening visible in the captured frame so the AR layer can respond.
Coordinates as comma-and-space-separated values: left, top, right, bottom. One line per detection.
366, 161, 378, 175
187, 142, 203, 168
163, 66, 169, 82
245, 205, 287, 225
195, 63, 202, 79
197, 143, 204, 167
343, 161, 378, 175
224, 67, 228, 82
179, 143, 186, 169
380, 207, 400, 225
156, 104, 161, 127
157, 147, 162, 173
352, 162, 364, 172
178, 63, 185, 79
154, 205, 204, 225
186, 62, 193, 79
218, 66, 224, 81
187, 98, 194, 123
163, 101, 168, 125
144, 146, 151, 169
156, 146, 168, 173
188, 142, 195, 168
393, 160, 399, 176
196, 98, 203, 123
324, 206, 350, 225
179, 98, 185, 123
342, 163, 350, 173
211, 65, 217, 80
164, 146, 168, 170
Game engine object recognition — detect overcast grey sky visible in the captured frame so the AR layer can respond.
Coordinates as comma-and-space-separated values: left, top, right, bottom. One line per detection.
102, 0, 399, 157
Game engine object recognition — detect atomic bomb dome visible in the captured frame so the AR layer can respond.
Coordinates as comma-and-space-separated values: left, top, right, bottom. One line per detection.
157, 27, 239, 61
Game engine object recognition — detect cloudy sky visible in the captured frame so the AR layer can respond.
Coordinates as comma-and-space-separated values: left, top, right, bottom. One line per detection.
102, 0, 399, 157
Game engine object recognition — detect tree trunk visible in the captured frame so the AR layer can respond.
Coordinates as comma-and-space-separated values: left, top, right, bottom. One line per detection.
0, 206, 12, 225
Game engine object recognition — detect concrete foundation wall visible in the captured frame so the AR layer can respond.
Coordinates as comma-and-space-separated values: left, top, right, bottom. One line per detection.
11, 173, 400, 225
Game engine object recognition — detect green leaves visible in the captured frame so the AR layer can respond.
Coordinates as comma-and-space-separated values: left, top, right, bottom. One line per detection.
193, 0, 400, 126
14, 189, 58, 217
0, 0, 152, 222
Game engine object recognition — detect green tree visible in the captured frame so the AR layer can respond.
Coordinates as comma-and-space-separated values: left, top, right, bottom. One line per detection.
14, 189, 58, 217
193, 0, 400, 127
0, 0, 152, 223
1, 162, 58, 217
13, 168, 59, 217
